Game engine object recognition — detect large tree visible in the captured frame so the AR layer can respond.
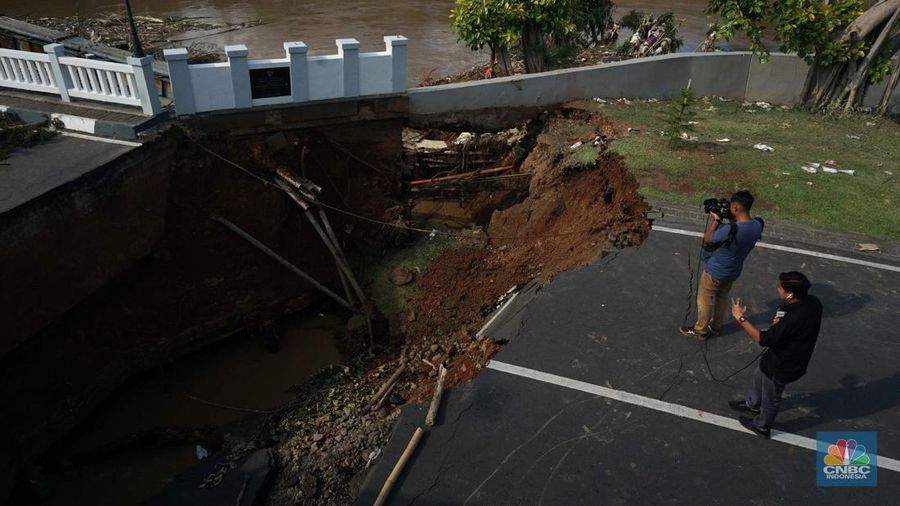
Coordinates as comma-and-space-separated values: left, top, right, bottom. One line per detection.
707, 0, 900, 114
451, 0, 581, 74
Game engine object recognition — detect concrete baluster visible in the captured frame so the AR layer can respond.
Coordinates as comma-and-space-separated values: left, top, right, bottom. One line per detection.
336, 38, 360, 97
225, 44, 252, 108
43, 43, 72, 102
284, 41, 309, 103
127, 55, 162, 115
163, 48, 196, 116
384, 35, 408, 93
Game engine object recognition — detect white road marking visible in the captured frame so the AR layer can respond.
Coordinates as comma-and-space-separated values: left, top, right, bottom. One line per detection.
651, 225, 900, 273
477, 291, 519, 339
58, 131, 142, 147
487, 360, 900, 473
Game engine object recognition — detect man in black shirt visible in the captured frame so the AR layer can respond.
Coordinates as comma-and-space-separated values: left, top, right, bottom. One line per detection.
728, 271, 823, 438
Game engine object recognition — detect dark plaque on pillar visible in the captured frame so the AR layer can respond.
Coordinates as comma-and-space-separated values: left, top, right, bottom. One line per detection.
250, 67, 291, 99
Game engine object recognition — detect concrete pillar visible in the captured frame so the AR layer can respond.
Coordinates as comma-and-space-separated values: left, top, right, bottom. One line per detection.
384, 35, 408, 93
162, 48, 196, 115
127, 55, 162, 115
336, 38, 360, 97
284, 41, 309, 103
43, 43, 72, 102
225, 44, 252, 108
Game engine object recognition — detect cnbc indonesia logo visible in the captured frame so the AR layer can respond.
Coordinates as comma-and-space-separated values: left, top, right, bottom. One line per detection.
818, 433, 877, 487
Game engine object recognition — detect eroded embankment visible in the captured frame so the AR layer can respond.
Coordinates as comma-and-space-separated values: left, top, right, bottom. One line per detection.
267, 107, 650, 505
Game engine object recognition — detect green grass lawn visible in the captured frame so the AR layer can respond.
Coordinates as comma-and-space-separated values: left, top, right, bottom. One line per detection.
594, 99, 900, 239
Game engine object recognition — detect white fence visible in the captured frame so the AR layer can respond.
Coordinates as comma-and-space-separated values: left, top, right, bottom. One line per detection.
0, 43, 161, 115
164, 36, 407, 115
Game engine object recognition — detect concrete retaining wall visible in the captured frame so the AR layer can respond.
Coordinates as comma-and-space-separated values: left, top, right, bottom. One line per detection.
409, 52, 900, 119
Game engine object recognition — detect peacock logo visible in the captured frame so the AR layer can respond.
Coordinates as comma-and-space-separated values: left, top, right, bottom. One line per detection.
824, 439, 870, 466
818, 432, 877, 487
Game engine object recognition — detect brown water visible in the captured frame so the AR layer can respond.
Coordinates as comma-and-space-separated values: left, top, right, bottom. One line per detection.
39, 313, 346, 506
6, 0, 753, 85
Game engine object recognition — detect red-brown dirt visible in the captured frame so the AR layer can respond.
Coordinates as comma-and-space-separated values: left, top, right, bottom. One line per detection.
395, 108, 650, 401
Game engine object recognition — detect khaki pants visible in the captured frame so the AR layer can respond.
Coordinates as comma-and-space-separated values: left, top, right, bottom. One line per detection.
694, 270, 734, 333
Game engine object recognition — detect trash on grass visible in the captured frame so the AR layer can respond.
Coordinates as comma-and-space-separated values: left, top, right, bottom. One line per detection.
846, 134, 861, 140
753, 143, 774, 152
716, 138, 730, 142
838, 169, 855, 176
866, 122, 876, 127
802, 166, 818, 174
822, 167, 838, 173
856, 243, 881, 253
570, 141, 583, 150
679, 132, 698, 141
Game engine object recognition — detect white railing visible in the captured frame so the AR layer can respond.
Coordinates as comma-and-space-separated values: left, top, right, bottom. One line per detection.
0, 44, 161, 115
60, 56, 142, 108
0, 48, 57, 95
164, 36, 408, 115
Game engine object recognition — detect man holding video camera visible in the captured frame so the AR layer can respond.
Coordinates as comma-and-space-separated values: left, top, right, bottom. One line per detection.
680, 190, 763, 340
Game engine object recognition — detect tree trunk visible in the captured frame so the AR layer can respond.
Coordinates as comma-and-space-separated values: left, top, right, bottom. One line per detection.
522, 23, 547, 73
842, 6, 900, 110
877, 55, 900, 113
800, 1, 900, 113
496, 45, 512, 76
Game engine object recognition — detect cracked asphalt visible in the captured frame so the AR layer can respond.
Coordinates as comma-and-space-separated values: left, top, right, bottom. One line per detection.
357, 216, 900, 505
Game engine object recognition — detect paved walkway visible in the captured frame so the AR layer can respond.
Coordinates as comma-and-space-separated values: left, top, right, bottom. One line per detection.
358, 214, 900, 504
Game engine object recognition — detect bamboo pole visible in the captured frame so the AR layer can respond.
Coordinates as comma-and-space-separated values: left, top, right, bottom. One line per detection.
373, 427, 425, 506
367, 360, 406, 411
210, 214, 357, 313
425, 364, 448, 427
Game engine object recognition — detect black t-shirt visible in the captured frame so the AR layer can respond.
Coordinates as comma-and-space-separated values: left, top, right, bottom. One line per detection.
759, 295, 823, 383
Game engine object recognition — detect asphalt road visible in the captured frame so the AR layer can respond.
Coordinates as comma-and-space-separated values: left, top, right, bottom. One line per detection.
358, 217, 900, 505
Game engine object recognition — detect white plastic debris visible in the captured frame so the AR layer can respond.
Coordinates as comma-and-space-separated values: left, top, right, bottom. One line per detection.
806, 181, 814, 185
716, 138, 730, 142
822, 167, 838, 173
755, 101, 772, 109
627, 127, 640, 133
866, 122, 876, 127
885, 170, 894, 175
648, 98, 659, 103
802, 166, 818, 174
687, 121, 699, 125
453, 132, 475, 145
774, 184, 780, 189
679, 132, 698, 141
838, 169, 855, 176
846, 134, 861, 140
782, 172, 791, 175
808, 162, 821, 168
856, 243, 880, 252
570, 141, 583, 150
592, 97, 607, 103
415, 139, 449, 151
753, 144, 774, 152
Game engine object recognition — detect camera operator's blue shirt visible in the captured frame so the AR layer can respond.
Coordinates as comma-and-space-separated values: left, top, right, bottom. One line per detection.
704, 219, 763, 281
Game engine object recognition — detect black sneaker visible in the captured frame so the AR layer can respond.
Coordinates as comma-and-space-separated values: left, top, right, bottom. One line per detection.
738, 415, 770, 439
729, 400, 761, 414
679, 326, 708, 341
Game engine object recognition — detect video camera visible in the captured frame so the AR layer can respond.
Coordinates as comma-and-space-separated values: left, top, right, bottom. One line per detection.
703, 198, 733, 221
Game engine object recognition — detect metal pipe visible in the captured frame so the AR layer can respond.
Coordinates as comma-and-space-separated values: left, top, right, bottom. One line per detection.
210, 214, 358, 314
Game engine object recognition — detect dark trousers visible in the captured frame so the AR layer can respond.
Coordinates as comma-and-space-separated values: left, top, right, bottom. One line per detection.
746, 366, 786, 430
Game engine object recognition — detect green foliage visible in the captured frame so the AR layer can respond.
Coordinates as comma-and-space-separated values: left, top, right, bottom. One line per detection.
706, 0, 864, 65
570, 0, 617, 43
450, 0, 520, 52
868, 48, 895, 85
620, 9, 644, 31
659, 83, 697, 148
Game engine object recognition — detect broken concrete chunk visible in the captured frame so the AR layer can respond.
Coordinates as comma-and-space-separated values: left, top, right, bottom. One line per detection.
415, 139, 449, 151
389, 266, 415, 286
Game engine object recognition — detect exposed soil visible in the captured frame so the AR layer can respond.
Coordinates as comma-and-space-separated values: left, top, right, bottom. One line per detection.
265, 107, 650, 505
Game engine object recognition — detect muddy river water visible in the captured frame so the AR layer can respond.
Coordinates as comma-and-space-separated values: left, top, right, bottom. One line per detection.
7, 0, 745, 84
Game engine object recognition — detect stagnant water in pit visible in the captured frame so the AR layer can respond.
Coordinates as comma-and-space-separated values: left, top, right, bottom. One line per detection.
33, 313, 346, 506
5, 0, 764, 86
